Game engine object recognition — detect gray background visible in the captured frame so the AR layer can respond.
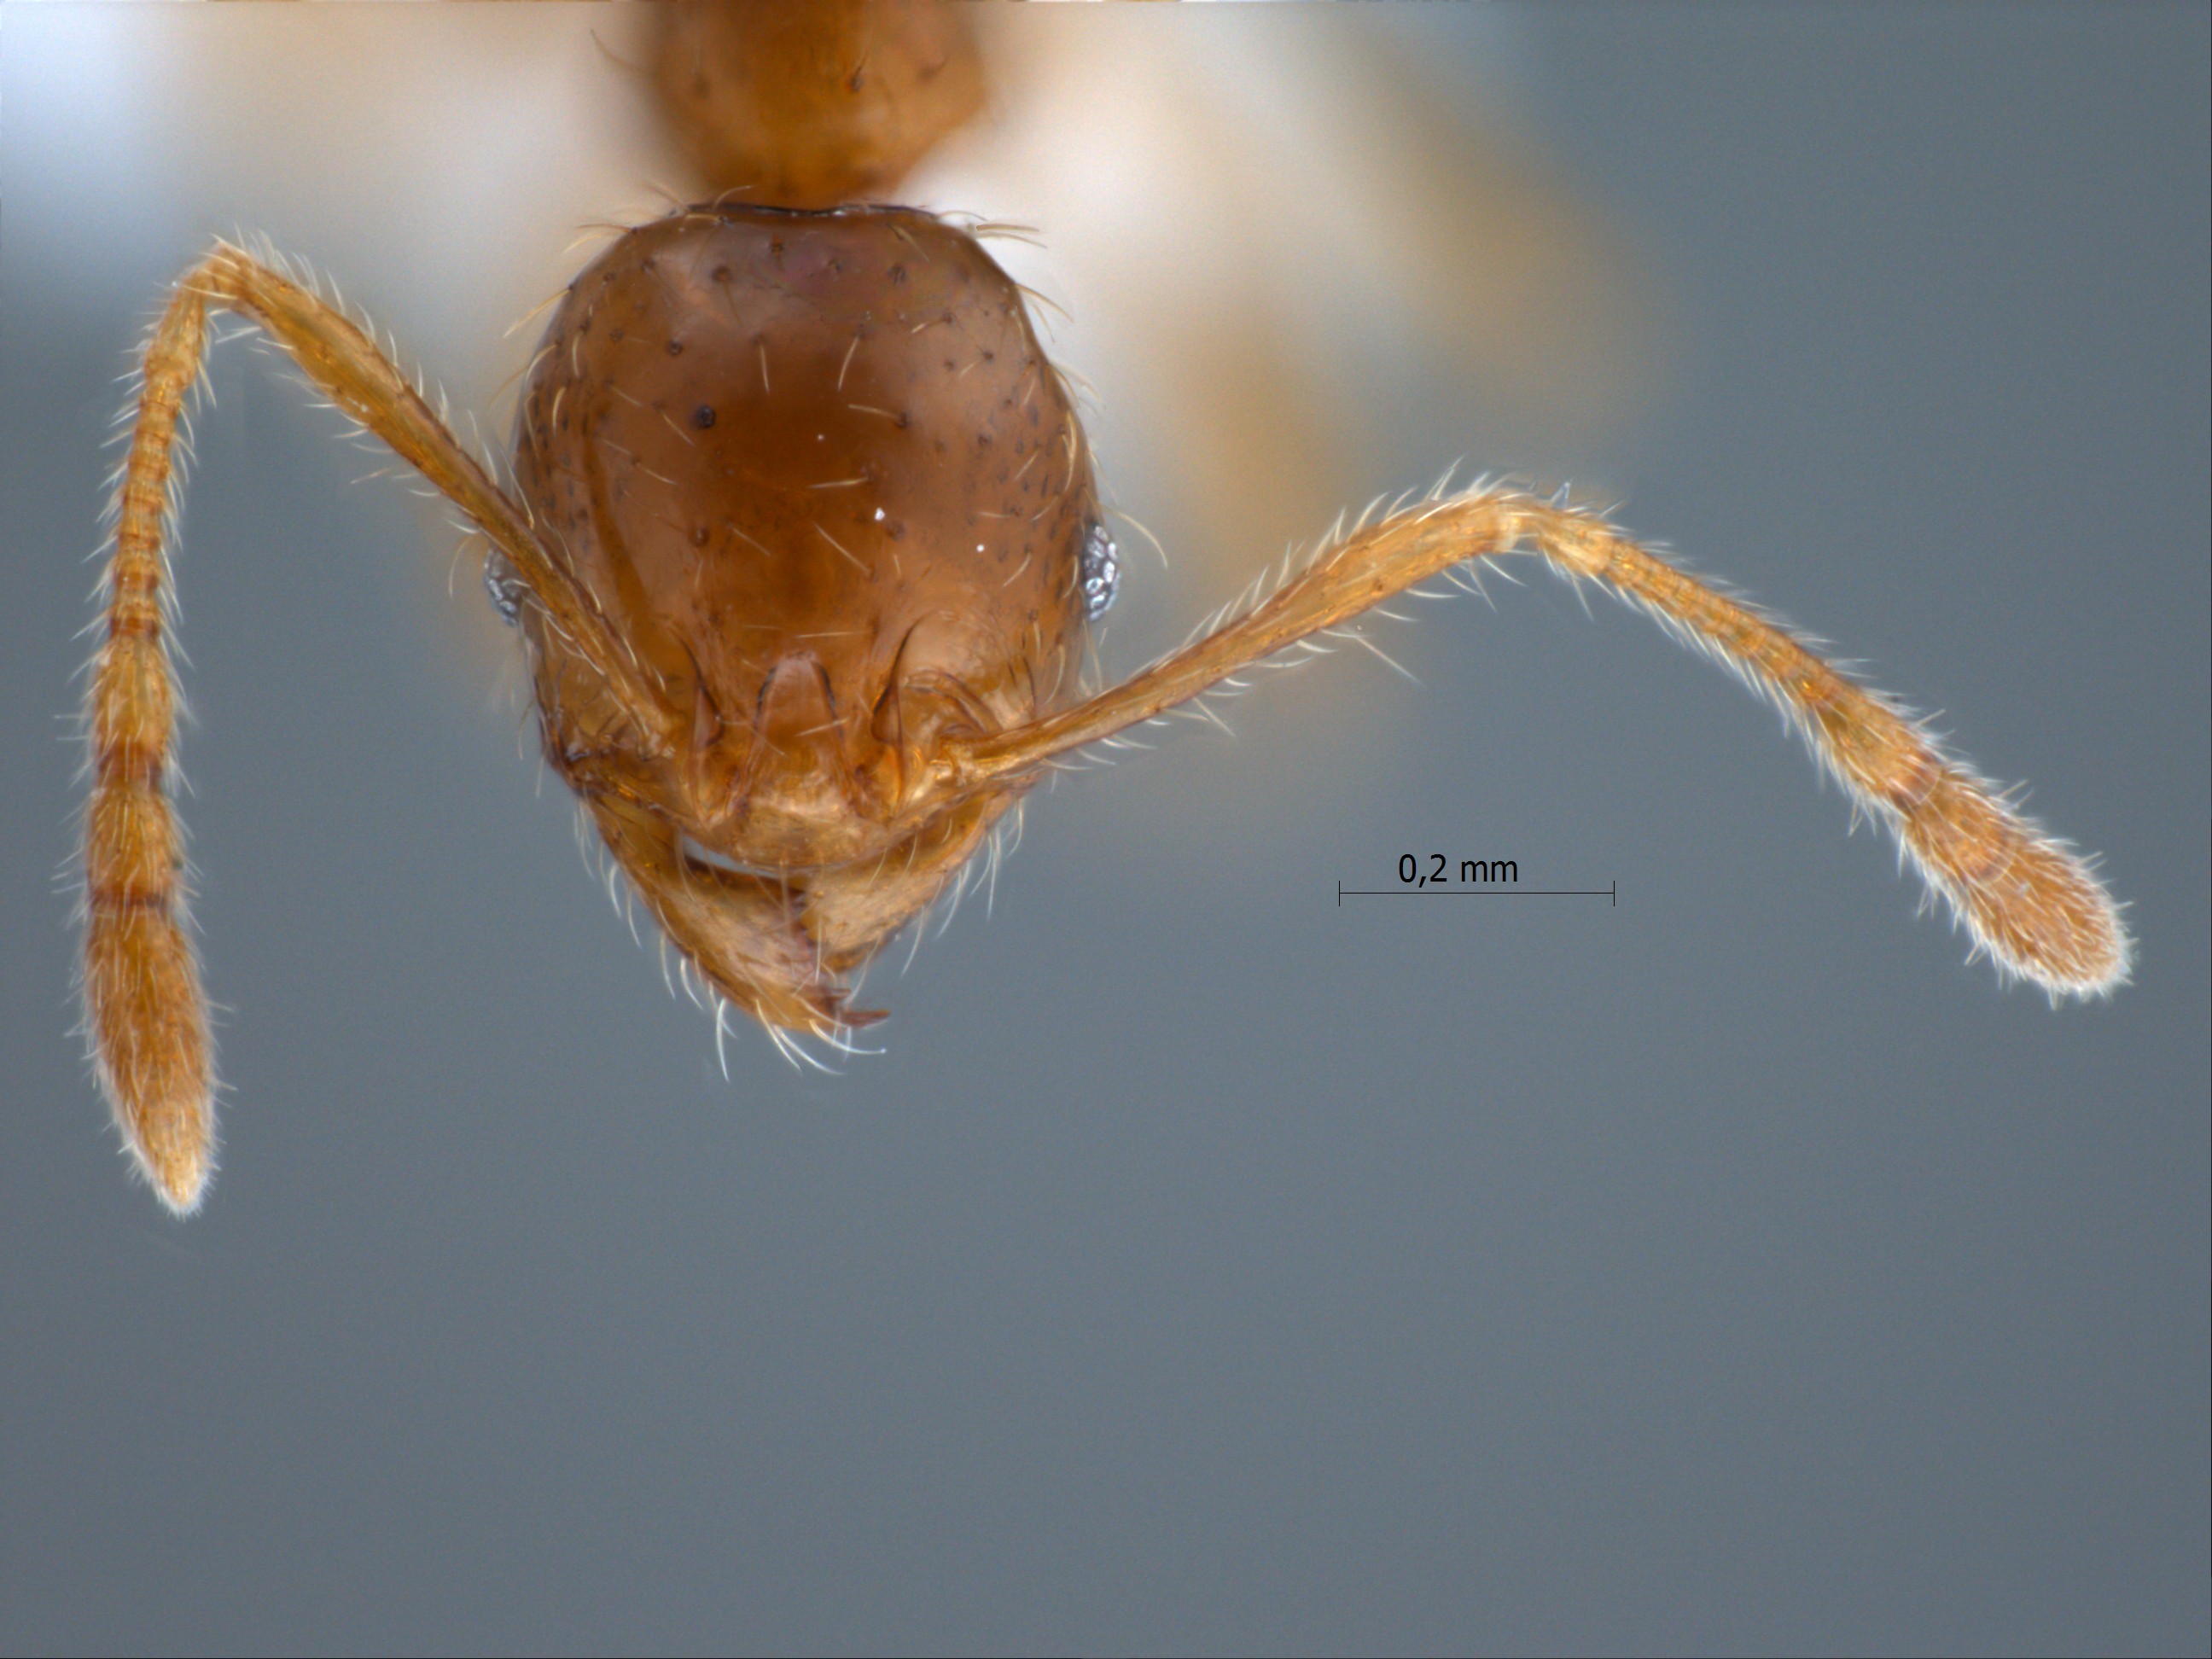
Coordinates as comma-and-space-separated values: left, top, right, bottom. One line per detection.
4, 6, 2206, 1655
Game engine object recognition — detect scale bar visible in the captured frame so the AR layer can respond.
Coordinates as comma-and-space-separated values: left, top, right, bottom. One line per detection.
1338, 880, 1616, 905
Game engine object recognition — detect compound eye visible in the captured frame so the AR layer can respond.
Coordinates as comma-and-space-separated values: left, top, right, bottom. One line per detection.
482, 550, 527, 626
1079, 520, 1121, 621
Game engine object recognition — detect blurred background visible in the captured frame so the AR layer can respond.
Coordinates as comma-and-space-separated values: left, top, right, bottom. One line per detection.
3, 6, 2206, 1654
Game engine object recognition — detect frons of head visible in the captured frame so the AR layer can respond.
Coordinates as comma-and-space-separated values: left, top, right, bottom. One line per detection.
509, 204, 1100, 872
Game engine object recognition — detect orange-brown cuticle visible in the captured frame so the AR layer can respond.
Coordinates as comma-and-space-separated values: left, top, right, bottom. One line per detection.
90, 634, 173, 764
653, 2, 985, 208
1880, 744, 1944, 817
84, 781, 178, 906
513, 204, 1097, 862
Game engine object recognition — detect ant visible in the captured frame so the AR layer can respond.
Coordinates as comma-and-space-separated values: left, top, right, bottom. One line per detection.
79, 2, 2130, 1215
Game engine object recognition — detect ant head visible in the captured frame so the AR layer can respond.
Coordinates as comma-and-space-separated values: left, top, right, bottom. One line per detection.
511, 203, 1102, 863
